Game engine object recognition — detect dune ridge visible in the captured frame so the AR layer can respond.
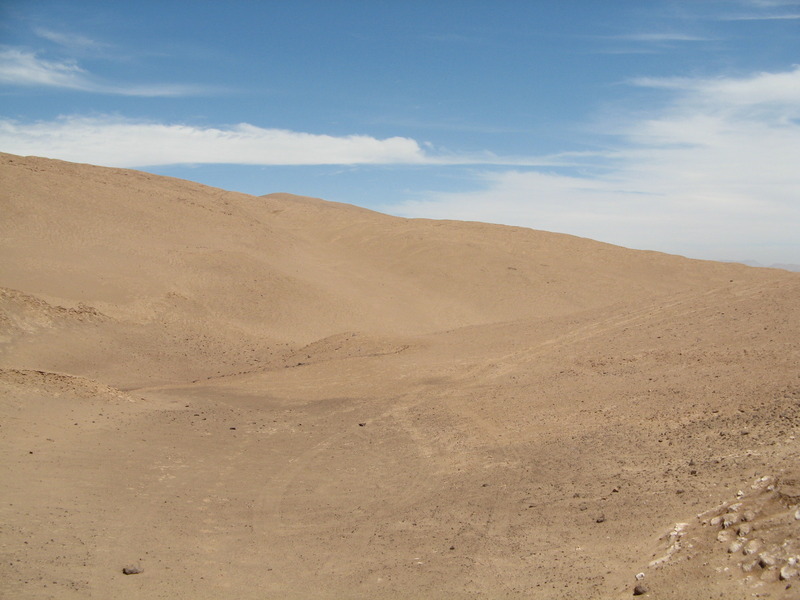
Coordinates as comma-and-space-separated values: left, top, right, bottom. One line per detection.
1, 152, 799, 599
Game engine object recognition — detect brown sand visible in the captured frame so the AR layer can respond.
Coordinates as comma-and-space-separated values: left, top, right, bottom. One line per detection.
1, 152, 799, 599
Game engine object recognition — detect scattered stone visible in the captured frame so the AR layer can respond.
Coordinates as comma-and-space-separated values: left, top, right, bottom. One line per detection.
758, 552, 777, 569
710, 516, 723, 527
596, 515, 606, 523
728, 540, 744, 554
742, 559, 759, 573
717, 529, 733, 543
743, 539, 761, 555
358, 423, 366, 427
633, 582, 648, 595
780, 564, 799, 581
122, 565, 142, 575
722, 513, 740, 528
736, 523, 751, 537
794, 508, 800, 521
635, 572, 645, 581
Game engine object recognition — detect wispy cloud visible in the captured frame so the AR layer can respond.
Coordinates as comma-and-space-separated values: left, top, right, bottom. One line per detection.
0, 48, 87, 88
741, 0, 800, 7
0, 47, 209, 96
613, 33, 713, 42
630, 67, 800, 108
720, 13, 800, 19
33, 28, 108, 50
421, 32, 483, 44
389, 67, 800, 264
720, 0, 800, 19
592, 32, 714, 56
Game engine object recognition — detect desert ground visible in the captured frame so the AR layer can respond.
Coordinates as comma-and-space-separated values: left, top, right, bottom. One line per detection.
1, 152, 799, 599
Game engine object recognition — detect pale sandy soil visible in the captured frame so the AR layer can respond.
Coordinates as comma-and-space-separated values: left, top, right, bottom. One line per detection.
1, 152, 799, 599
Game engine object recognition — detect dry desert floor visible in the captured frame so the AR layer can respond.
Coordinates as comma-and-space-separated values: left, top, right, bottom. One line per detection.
1, 153, 799, 599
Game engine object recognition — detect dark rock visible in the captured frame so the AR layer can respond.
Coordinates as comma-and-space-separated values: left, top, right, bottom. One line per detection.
633, 583, 648, 595
122, 565, 142, 575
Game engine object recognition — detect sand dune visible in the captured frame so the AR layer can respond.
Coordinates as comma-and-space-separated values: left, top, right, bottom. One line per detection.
1, 152, 799, 598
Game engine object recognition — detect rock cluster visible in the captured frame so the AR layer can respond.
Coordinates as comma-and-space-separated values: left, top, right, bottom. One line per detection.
700, 475, 800, 584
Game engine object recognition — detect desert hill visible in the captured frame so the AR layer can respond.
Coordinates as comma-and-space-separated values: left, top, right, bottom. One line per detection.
1, 152, 799, 599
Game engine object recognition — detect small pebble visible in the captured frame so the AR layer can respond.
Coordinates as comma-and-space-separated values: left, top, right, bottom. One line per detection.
633, 582, 648, 595
122, 566, 142, 575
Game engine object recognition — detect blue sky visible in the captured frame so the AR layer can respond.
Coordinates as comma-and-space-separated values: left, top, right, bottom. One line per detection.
1, 1, 799, 264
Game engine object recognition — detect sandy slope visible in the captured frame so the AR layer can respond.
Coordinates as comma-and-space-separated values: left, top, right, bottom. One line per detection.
1, 152, 799, 599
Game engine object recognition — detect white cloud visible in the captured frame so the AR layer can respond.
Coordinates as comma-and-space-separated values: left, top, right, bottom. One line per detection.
390, 67, 800, 264
0, 115, 567, 167
0, 47, 207, 96
0, 116, 428, 166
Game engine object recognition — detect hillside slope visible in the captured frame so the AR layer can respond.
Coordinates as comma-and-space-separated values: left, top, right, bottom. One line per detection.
1, 153, 798, 599
0, 152, 777, 386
